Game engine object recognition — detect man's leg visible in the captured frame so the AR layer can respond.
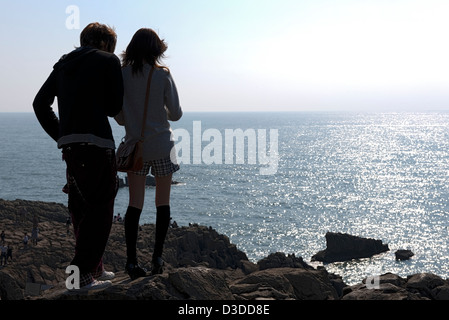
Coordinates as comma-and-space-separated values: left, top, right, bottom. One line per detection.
64, 145, 117, 286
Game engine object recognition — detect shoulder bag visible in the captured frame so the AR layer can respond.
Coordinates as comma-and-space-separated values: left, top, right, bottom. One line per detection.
116, 67, 155, 172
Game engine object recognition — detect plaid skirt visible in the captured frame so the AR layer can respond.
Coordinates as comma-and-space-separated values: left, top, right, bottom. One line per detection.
131, 156, 180, 177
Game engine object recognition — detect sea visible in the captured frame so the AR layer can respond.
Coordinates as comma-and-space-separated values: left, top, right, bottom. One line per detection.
1, 111, 449, 285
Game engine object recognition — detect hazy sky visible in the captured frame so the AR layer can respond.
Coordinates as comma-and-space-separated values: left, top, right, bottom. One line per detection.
1, 0, 448, 113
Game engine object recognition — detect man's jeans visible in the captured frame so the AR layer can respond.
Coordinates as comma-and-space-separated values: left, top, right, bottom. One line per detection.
63, 144, 118, 286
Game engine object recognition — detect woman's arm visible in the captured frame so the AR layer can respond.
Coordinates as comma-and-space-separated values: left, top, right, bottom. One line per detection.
164, 72, 183, 121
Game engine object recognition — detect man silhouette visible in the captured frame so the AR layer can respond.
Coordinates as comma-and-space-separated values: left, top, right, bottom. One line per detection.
33, 22, 123, 290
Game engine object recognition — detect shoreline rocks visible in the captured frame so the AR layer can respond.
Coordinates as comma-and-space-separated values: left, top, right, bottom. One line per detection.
0, 199, 448, 300
342, 272, 449, 300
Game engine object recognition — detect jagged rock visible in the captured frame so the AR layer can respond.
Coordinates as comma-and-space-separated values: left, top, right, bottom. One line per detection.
0, 199, 69, 224
257, 252, 313, 270
0, 271, 23, 300
432, 284, 449, 300
38, 266, 340, 301
163, 224, 250, 270
42, 267, 235, 300
254, 252, 346, 298
395, 249, 414, 260
342, 272, 449, 300
167, 267, 234, 299
311, 232, 389, 263
327, 271, 346, 297
342, 282, 423, 300
230, 267, 339, 300
406, 273, 447, 299
342, 273, 421, 300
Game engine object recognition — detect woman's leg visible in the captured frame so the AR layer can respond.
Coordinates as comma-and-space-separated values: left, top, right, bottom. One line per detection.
128, 173, 147, 210
155, 174, 172, 207
124, 173, 146, 266
152, 174, 173, 274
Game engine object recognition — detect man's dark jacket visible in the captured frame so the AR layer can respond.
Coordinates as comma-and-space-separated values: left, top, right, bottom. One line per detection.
33, 46, 124, 149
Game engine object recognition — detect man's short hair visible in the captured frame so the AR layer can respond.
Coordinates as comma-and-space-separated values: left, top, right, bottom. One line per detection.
80, 22, 117, 53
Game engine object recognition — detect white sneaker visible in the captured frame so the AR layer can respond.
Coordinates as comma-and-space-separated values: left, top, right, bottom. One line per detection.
67, 279, 112, 293
97, 270, 115, 281
81, 279, 112, 291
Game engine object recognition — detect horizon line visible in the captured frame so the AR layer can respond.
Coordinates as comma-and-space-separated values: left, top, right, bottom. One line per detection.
2, 109, 449, 114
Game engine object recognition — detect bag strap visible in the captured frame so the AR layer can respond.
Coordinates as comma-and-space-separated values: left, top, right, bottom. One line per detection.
140, 67, 155, 140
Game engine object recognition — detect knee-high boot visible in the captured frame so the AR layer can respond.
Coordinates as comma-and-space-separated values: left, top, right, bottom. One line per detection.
153, 205, 171, 260
124, 206, 142, 265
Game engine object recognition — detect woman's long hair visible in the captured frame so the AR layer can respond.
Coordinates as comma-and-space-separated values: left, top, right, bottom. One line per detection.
122, 28, 168, 75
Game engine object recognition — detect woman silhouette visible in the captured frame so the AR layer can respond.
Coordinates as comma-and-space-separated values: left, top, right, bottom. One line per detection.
115, 28, 183, 279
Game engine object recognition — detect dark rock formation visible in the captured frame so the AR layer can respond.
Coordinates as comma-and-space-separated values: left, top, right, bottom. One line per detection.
257, 252, 313, 270
311, 232, 389, 263
342, 272, 449, 300
395, 249, 414, 260
229, 267, 339, 300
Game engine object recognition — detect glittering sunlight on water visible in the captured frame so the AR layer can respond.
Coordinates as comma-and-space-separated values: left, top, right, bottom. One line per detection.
269, 112, 449, 284
159, 112, 449, 285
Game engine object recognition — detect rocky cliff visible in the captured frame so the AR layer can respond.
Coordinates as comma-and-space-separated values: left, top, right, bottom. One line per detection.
0, 199, 448, 301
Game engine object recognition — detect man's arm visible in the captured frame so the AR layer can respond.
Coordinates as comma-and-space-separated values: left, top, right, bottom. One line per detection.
32, 71, 60, 142
104, 55, 124, 117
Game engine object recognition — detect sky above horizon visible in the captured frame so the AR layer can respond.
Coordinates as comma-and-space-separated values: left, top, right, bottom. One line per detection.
1, 0, 449, 113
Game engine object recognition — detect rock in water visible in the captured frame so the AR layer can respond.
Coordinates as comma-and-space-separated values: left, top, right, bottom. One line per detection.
311, 232, 389, 263
395, 249, 414, 260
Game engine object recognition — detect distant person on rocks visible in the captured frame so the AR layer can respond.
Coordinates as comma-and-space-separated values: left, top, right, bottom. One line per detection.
33, 212, 39, 226
33, 22, 124, 291
32, 212, 39, 245
1, 231, 5, 242
0, 242, 7, 265
6, 244, 12, 262
23, 233, 29, 249
19, 207, 27, 224
115, 28, 182, 280
31, 227, 39, 245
